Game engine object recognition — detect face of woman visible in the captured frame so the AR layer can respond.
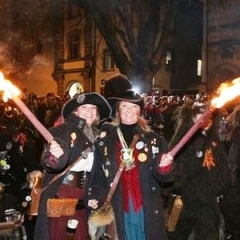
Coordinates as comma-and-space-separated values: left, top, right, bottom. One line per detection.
75, 104, 98, 126
119, 101, 140, 125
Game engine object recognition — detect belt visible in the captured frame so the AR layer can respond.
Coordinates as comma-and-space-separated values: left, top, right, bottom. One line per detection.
62, 171, 87, 188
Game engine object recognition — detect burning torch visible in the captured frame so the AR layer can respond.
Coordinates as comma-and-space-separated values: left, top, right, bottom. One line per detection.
0, 72, 53, 143
169, 77, 240, 158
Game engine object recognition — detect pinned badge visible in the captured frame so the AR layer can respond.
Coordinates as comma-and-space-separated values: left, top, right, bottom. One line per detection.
67, 174, 74, 181
196, 151, 203, 158
76, 94, 86, 103
152, 146, 159, 154
138, 153, 147, 162
136, 141, 144, 150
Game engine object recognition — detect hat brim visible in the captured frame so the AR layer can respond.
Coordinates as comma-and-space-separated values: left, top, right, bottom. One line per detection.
107, 90, 144, 112
62, 92, 112, 121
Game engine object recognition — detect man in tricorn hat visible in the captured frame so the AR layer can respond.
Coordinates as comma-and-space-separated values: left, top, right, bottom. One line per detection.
34, 92, 111, 240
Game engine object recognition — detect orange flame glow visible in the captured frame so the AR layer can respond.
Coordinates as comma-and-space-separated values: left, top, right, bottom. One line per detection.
211, 77, 240, 108
0, 71, 21, 102
0, 71, 54, 143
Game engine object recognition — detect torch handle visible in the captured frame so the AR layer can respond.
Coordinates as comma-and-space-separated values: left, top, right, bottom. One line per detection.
12, 96, 54, 143
169, 107, 215, 158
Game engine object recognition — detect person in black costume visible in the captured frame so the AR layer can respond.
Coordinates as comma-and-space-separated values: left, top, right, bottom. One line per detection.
167, 102, 231, 240
221, 105, 240, 239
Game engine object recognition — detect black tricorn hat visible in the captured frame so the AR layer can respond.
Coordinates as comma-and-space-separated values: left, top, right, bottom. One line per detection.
107, 89, 144, 111
62, 92, 112, 121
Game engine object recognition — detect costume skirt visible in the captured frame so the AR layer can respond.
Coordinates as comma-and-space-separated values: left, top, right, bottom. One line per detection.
48, 184, 88, 240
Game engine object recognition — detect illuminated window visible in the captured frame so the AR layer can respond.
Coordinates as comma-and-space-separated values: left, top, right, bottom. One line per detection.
165, 49, 174, 71
197, 59, 202, 76
166, 51, 172, 65
103, 49, 115, 71
68, 32, 80, 59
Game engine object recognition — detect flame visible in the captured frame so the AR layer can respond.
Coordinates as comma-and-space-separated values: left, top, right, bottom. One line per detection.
0, 71, 21, 102
211, 77, 240, 108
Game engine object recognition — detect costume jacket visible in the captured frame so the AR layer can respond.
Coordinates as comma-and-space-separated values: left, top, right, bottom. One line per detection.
34, 113, 95, 240
86, 123, 174, 240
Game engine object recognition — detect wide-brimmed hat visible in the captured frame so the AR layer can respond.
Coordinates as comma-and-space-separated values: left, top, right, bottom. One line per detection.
62, 92, 112, 121
104, 74, 133, 98
107, 89, 144, 111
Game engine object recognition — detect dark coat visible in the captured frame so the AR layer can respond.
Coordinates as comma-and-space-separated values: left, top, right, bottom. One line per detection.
34, 114, 94, 240
87, 123, 174, 240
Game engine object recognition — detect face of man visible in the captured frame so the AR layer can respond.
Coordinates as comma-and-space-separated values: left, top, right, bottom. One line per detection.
119, 101, 140, 125
75, 104, 98, 126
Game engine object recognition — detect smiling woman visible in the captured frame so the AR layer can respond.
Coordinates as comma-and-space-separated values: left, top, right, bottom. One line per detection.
118, 101, 141, 125
86, 89, 174, 240
33, 92, 112, 240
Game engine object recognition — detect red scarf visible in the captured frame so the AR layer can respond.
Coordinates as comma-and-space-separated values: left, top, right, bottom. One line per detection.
116, 141, 143, 213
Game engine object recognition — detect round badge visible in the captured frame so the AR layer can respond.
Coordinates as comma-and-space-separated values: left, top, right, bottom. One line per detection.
22, 201, 28, 208
136, 141, 144, 150
25, 195, 32, 202
67, 174, 74, 181
196, 151, 203, 158
138, 153, 147, 162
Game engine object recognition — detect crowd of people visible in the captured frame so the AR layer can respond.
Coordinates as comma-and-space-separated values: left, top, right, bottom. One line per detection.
0, 73, 239, 239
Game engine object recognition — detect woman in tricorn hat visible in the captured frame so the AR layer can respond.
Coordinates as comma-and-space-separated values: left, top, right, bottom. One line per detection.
34, 92, 111, 240
86, 89, 174, 239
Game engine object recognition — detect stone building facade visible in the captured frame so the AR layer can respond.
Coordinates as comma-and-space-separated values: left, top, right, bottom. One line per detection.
2, 0, 239, 97
207, 0, 240, 92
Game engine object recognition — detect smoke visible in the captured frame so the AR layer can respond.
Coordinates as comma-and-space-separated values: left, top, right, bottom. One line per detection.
0, 41, 17, 77
0, 0, 57, 80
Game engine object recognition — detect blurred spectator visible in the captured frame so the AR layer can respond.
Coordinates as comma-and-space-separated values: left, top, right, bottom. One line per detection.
38, 92, 56, 126
163, 96, 179, 141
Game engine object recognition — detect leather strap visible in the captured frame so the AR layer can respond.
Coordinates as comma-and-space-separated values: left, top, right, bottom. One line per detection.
104, 132, 139, 205
41, 147, 91, 193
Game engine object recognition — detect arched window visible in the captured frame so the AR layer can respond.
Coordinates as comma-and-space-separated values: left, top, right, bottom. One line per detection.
69, 82, 84, 98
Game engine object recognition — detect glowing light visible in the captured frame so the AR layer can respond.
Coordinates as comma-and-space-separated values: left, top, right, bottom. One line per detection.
211, 77, 240, 108
132, 87, 140, 94
0, 71, 53, 143
0, 73, 21, 102
170, 77, 240, 157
